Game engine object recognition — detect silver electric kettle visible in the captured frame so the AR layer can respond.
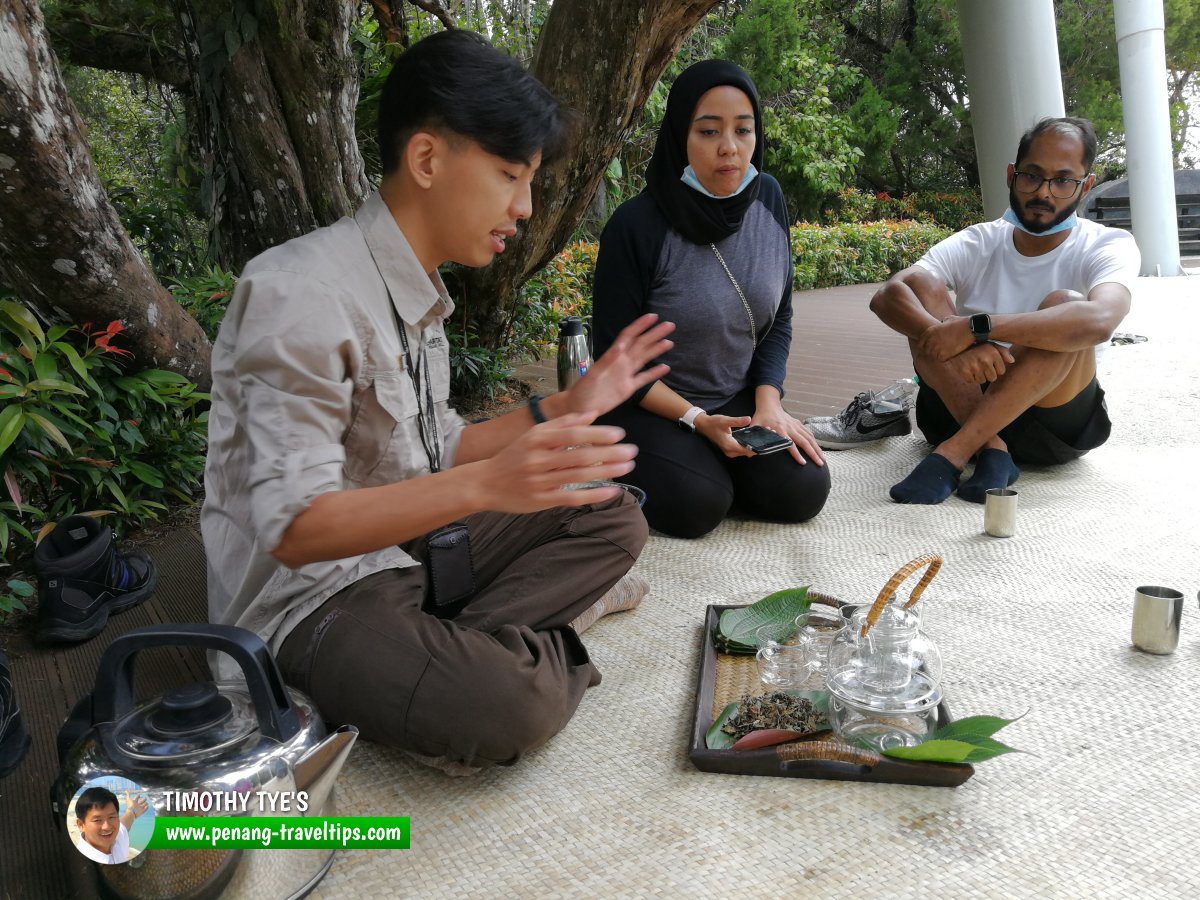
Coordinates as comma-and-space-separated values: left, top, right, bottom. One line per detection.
52, 623, 358, 900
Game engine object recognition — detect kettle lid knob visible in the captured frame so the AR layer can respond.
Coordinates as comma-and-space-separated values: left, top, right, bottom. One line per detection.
559, 316, 585, 337
146, 682, 233, 738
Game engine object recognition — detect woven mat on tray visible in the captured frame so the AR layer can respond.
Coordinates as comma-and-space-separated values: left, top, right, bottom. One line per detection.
318, 281, 1200, 900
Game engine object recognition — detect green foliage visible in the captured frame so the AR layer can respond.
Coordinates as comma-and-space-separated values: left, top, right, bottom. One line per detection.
823, 188, 983, 232
444, 318, 514, 404
882, 714, 1023, 764
168, 268, 238, 341
447, 242, 597, 402
1, 570, 34, 618
719, 0, 865, 219
720, 0, 806, 96
0, 302, 209, 580
62, 65, 208, 279
790, 220, 951, 289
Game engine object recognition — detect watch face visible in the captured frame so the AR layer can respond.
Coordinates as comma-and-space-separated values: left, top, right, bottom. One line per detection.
970, 314, 991, 337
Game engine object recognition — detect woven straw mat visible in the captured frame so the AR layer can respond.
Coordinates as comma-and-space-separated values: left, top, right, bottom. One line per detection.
317, 278, 1200, 899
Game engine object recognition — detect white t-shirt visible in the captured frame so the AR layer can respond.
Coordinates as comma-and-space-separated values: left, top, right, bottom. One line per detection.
914, 217, 1141, 318
76, 822, 130, 864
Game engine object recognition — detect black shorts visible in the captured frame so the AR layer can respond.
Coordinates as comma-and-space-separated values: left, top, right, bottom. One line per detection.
914, 376, 1112, 466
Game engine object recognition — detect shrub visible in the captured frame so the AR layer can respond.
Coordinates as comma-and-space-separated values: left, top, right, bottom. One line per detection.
790, 220, 951, 289
0, 300, 208, 602
906, 191, 984, 233
168, 267, 237, 341
447, 241, 598, 402
823, 188, 983, 233
515, 240, 598, 351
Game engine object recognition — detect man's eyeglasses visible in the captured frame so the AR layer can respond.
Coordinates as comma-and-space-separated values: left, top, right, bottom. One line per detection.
1011, 170, 1088, 199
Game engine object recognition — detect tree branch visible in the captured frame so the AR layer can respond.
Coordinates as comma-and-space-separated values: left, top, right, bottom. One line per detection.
44, 7, 188, 89
369, 0, 408, 47
407, 0, 456, 31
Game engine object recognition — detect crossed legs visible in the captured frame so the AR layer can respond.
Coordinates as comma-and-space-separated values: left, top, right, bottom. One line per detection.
892, 290, 1097, 504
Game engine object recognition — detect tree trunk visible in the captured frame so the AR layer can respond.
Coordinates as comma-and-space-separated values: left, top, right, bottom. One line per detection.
173, 0, 369, 272
0, 0, 212, 387
456, 0, 721, 346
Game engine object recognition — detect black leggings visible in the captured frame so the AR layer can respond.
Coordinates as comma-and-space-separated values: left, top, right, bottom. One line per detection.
598, 388, 832, 539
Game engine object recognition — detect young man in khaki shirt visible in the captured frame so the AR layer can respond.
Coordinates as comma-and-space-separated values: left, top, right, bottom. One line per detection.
203, 30, 674, 771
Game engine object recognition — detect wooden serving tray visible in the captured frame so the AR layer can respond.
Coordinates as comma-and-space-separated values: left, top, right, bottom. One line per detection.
687, 604, 975, 787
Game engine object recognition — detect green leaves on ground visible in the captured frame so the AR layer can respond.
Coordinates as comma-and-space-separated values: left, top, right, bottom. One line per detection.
881, 714, 1023, 764
716, 587, 811, 654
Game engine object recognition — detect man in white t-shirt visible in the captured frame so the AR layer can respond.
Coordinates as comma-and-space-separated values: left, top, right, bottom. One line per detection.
870, 116, 1140, 504
74, 786, 149, 864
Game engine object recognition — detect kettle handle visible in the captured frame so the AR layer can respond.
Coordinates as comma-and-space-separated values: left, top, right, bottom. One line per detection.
859, 554, 943, 638
90, 623, 301, 741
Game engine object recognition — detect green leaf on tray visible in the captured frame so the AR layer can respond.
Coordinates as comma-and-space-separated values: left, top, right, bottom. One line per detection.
928, 714, 1021, 742
716, 587, 811, 653
881, 713, 1023, 764
706, 702, 740, 750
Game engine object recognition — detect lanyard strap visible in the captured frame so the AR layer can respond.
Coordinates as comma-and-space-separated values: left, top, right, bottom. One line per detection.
364, 247, 443, 473
710, 243, 760, 347
393, 301, 443, 474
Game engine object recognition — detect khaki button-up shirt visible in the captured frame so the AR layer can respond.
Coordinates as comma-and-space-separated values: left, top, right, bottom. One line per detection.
201, 192, 467, 678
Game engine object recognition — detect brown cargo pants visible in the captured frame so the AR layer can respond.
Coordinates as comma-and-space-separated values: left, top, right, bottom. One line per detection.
276, 494, 647, 767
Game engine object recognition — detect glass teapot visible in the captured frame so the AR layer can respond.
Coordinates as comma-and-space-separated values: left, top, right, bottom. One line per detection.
826, 554, 944, 750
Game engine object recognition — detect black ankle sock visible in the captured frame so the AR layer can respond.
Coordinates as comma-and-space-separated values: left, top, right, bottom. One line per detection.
889, 453, 961, 505
957, 448, 1020, 503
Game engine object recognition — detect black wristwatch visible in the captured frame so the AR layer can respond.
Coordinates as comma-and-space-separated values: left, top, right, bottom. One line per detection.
969, 313, 993, 344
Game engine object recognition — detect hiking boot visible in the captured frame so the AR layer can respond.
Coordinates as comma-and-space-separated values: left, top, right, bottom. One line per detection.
0, 650, 31, 778
34, 516, 158, 643
804, 389, 913, 450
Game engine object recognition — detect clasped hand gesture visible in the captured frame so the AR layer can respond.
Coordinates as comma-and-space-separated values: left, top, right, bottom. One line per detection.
918, 317, 1015, 384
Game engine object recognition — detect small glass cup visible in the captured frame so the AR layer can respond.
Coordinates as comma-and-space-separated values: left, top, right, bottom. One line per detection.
795, 606, 843, 676
754, 624, 809, 688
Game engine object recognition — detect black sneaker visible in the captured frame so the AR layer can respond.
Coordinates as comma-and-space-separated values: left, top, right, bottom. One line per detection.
0, 650, 31, 778
34, 516, 159, 643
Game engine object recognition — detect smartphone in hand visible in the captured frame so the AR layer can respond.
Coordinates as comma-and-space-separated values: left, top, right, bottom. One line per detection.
731, 425, 794, 455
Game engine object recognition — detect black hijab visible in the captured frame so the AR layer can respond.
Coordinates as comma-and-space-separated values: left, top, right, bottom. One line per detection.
645, 60, 765, 245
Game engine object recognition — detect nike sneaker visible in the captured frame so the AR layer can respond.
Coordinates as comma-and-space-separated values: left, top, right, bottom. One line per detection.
804, 385, 914, 450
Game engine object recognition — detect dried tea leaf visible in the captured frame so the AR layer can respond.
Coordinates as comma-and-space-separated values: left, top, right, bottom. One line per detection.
719, 691, 829, 744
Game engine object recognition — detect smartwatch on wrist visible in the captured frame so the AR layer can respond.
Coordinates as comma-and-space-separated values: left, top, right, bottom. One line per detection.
969, 313, 993, 344
677, 406, 705, 432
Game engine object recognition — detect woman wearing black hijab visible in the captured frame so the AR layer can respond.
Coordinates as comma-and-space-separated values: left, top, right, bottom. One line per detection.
592, 60, 830, 539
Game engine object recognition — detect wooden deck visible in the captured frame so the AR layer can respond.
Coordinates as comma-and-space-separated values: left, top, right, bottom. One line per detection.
0, 283, 911, 899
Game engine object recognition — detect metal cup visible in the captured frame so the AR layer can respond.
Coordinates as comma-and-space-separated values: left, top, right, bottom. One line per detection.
984, 488, 1018, 537
1131, 585, 1184, 654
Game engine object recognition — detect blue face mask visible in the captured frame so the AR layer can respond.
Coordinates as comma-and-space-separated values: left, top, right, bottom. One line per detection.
681, 164, 758, 199
1003, 206, 1077, 236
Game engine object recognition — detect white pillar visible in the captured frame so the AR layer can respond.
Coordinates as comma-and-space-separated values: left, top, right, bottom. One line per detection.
1114, 0, 1183, 276
958, 1, 1065, 220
